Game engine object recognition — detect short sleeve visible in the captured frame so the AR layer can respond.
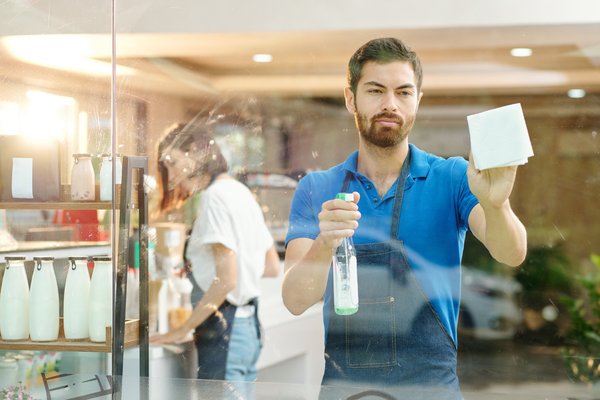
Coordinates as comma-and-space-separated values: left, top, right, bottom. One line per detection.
451, 157, 479, 229
285, 175, 320, 245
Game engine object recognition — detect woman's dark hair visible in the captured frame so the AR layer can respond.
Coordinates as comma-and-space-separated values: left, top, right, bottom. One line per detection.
157, 122, 228, 212
347, 37, 423, 95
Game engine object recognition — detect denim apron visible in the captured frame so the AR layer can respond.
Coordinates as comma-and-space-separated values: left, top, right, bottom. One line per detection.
188, 272, 261, 380
322, 153, 460, 392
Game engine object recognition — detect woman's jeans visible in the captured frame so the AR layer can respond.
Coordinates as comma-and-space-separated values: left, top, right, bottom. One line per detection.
225, 316, 261, 381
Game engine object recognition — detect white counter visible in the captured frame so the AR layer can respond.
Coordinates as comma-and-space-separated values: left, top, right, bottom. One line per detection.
117, 261, 325, 390
257, 264, 324, 386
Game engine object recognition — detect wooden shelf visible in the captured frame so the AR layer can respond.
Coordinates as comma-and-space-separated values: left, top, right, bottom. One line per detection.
0, 319, 139, 353
0, 201, 112, 210
0, 184, 138, 210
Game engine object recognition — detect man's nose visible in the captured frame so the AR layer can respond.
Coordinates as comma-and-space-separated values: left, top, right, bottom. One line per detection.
381, 92, 398, 112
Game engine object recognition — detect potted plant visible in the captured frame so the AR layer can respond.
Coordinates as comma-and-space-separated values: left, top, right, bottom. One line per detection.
560, 254, 600, 383
513, 244, 573, 344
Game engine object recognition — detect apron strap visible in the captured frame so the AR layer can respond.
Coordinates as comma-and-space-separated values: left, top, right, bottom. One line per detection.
389, 151, 411, 240
341, 150, 411, 240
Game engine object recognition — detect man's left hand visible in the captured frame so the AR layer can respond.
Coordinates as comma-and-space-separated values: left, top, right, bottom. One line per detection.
467, 153, 517, 209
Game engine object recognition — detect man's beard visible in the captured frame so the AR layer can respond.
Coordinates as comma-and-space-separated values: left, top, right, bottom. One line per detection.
355, 111, 414, 148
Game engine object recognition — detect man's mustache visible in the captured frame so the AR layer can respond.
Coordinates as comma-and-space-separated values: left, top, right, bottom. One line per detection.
371, 112, 403, 124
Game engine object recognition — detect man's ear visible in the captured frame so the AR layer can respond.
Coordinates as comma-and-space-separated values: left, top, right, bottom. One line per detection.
415, 91, 424, 112
344, 87, 356, 114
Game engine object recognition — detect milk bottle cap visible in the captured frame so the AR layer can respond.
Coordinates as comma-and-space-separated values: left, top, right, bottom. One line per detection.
33, 256, 54, 261
4, 256, 26, 261
92, 256, 111, 262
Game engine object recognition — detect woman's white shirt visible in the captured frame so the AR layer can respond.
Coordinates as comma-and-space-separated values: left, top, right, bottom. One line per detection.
186, 178, 274, 309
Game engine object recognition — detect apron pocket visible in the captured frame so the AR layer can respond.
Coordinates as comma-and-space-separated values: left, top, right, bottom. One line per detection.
346, 296, 397, 368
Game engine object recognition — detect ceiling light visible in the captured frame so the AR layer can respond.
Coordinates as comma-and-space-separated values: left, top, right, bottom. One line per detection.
567, 88, 586, 99
252, 54, 273, 63
4, 36, 135, 77
510, 48, 533, 57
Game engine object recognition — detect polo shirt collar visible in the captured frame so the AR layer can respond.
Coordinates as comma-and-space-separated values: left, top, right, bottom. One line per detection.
341, 144, 431, 179
341, 151, 359, 174
408, 143, 431, 179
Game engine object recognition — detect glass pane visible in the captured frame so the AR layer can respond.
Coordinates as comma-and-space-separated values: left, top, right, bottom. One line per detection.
113, 3, 599, 399
0, 0, 115, 396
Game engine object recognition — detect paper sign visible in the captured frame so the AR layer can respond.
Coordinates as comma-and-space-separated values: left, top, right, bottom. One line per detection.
467, 103, 534, 170
11, 157, 34, 199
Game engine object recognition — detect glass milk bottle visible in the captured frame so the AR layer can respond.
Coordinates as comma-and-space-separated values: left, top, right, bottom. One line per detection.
0, 256, 30, 340
63, 256, 90, 339
0, 357, 18, 389
71, 153, 95, 201
99, 153, 122, 201
88, 256, 113, 342
29, 257, 59, 341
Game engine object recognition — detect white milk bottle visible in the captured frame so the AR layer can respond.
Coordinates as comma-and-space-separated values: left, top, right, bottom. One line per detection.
71, 153, 95, 201
0, 357, 18, 389
63, 256, 90, 339
29, 256, 59, 341
0, 256, 30, 340
88, 256, 113, 342
99, 153, 122, 201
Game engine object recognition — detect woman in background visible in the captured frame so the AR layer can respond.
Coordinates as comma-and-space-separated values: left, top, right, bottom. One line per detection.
150, 122, 280, 384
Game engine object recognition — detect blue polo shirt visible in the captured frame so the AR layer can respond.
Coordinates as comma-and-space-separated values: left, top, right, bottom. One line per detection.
285, 144, 479, 345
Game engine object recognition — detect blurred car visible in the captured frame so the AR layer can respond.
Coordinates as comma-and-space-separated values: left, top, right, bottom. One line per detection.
244, 172, 524, 342
459, 266, 523, 340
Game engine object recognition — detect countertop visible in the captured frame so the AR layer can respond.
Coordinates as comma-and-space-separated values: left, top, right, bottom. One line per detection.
19, 374, 600, 400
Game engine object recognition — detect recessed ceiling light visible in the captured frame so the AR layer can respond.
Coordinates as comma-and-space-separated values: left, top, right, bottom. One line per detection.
510, 48, 533, 57
567, 88, 586, 99
252, 54, 273, 63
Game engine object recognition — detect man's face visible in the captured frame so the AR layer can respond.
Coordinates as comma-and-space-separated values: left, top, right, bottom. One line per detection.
344, 61, 422, 148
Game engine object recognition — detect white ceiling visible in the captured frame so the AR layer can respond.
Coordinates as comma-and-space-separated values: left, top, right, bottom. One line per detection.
1, 23, 600, 98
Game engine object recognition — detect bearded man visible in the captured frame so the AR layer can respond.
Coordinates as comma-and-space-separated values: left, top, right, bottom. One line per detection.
282, 37, 527, 399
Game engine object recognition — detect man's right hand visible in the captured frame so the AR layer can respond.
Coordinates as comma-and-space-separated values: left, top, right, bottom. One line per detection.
317, 191, 361, 249
282, 191, 361, 315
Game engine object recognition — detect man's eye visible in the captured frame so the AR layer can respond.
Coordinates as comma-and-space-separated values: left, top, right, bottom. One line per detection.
368, 89, 382, 94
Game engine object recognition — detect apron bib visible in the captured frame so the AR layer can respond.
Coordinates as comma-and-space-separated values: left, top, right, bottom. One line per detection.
322, 153, 459, 391
193, 300, 237, 380
189, 273, 261, 381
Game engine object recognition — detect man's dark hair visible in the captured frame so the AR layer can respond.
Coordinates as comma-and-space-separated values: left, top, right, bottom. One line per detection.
347, 37, 423, 95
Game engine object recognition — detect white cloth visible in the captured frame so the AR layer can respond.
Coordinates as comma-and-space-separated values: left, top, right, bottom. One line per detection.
467, 103, 534, 170
186, 178, 274, 311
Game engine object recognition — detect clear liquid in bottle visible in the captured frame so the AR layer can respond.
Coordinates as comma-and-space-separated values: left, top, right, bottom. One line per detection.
332, 193, 359, 315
